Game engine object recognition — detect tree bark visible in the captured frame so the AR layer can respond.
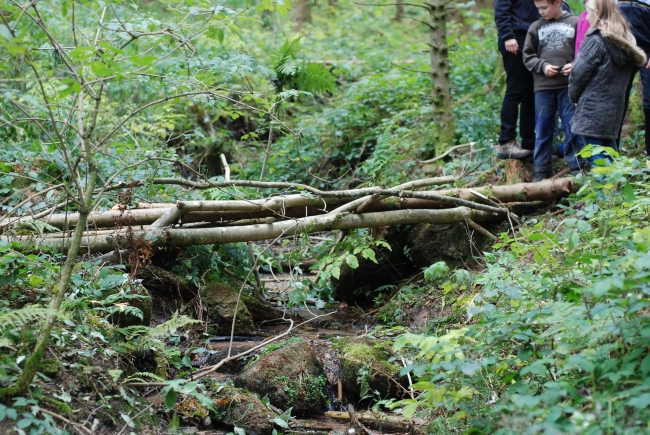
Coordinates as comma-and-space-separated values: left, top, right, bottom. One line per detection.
395, 0, 404, 20
7, 207, 502, 254
4, 178, 577, 231
293, 0, 312, 30
427, 0, 454, 155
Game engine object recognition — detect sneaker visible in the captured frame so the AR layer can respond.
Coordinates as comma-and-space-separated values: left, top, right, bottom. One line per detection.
533, 172, 552, 182
497, 140, 533, 160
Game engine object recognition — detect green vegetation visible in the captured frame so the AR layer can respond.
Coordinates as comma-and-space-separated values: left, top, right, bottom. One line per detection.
383, 158, 650, 433
1, 0, 649, 433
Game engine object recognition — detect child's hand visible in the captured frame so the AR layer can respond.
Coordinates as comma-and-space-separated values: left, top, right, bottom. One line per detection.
561, 63, 572, 75
544, 64, 559, 77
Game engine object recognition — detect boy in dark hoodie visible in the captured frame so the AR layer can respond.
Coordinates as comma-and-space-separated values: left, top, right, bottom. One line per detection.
524, 0, 584, 180
569, 0, 648, 157
494, 0, 573, 160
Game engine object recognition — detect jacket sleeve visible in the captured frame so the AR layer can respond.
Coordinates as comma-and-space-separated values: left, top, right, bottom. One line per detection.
568, 36, 603, 104
494, 0, 515, 42
523, 26, 547, 74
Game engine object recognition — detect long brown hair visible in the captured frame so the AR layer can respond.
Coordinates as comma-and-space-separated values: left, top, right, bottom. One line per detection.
586, 0, 634, 41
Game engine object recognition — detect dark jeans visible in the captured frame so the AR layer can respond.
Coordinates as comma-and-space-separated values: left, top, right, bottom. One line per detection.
498, 33, 536, 150
619, 2, 650, 155
534, 89, 584, 175
581, 136, 618, 165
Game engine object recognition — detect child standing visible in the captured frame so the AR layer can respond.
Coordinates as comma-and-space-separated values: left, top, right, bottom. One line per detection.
524, 0, 584, 181
569, 0, 647, 155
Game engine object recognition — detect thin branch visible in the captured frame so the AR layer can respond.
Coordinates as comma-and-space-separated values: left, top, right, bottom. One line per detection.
420, 142, 476, 164
390, 62, 432, 75
352, 0, 429, 8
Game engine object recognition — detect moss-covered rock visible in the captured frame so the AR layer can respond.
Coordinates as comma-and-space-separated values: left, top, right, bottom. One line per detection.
242, 294, 283, 321
213, 385, 280, 435
407, 222, 501, 269
338, 337, 405, 401
235, 340, 327, 414
200, 282, 254, 335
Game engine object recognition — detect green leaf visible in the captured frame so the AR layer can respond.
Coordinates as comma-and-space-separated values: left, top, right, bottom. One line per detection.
623, 182, 636, 203
345, 254, 359, 269
641, 354, 650, 378
271, 416, 289, 428
164, 389, 177, 410
361, 248, 377, 263
0, 25, 12, 41
627, 393, 650, 409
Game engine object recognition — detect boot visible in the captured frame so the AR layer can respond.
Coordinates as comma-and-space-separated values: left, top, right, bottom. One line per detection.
496, 140, 533, 159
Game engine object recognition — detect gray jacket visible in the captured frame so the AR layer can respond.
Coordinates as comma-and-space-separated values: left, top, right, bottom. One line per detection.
569, 29, 647, 139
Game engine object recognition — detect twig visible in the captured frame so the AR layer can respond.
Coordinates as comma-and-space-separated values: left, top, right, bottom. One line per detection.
419, 143, 476, 164
465, 218, 497, 241
40, 409, 93, 435
116, 401, 157, 435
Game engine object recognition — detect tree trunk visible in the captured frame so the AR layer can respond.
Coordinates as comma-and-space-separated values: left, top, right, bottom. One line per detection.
293, 0, 312, 30
428, 0, 454, 156
395, 0, 404, 20
12, 207, 502, 253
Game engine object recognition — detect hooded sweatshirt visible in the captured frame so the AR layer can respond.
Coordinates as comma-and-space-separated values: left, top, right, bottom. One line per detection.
523, 11, 578, 91
569, 29, 648, 139
495, 0, 573, 43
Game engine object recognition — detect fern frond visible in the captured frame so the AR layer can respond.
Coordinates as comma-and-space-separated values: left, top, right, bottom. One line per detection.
360, 128, 397, 179
278, 59, 300, 76
0, 307, 57, 328
123, 372, 166, 384
115, 324, 150, 340
272, 37, 302, 66
15, 219, 60, 234
298, 63, 335, 95
150, 311, 200, 337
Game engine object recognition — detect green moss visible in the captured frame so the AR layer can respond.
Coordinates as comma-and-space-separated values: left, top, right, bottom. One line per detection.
40, 358, 59, 378
339, 338, 402, 400
200, 282, 254, 335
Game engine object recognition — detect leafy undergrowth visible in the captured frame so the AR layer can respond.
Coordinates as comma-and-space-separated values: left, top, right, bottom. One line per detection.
383, 157, 650, 434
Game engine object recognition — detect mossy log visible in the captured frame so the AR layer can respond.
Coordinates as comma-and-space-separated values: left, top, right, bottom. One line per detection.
326, 410, 426, 434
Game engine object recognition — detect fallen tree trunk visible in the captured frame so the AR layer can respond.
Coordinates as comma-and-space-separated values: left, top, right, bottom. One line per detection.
3, 207, 502, 253
326, 410, 426, 434
1, 178, 576, 231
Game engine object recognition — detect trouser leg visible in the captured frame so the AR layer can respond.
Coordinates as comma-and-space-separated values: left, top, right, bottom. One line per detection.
498, 34, 533, 148
640, 66, 650, 157
557, 88, 583, 171
534, 90, 557, 178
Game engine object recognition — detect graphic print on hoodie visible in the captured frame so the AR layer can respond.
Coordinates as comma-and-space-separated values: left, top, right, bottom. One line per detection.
523, 11, 579, 91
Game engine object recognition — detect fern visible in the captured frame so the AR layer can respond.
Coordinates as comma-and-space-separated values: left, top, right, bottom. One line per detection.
359, 128, 397, 179
271, 37, 334, 95
0, 307, 58, 328
14, 219, 60, 234
123, 371, 166, 384
151, 311, 200, 337
298, 63, 335, 95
